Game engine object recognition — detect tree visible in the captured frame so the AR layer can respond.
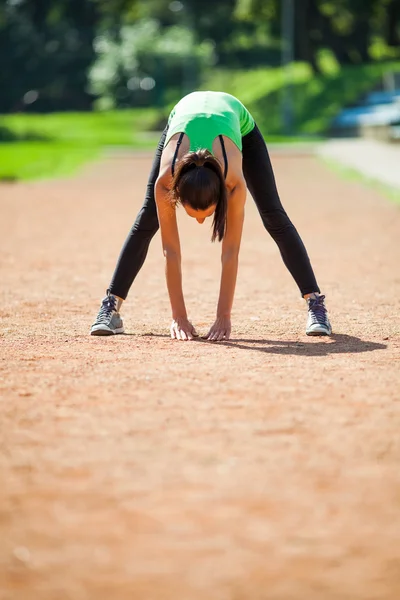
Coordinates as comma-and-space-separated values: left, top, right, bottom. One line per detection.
234, 0, 399, 72
385, 0, 400, 47
89, 18, 215, 108
0, 0, 141, 112
0, 0, 103, 112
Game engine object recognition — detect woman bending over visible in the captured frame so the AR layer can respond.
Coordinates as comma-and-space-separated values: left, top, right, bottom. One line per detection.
91, 91, 331, 340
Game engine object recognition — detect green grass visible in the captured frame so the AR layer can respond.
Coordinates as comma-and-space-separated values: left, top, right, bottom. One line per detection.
203, 63, 312, 109
321, 156, 400, 206
0, 109, 161, 146
203, 60, 400, 137
2, 58, 400, 181
0, 109, 162, 181
0, 142, 102, 182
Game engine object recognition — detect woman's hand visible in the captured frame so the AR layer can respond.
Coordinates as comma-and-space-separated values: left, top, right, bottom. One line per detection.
170, 317, 198, 341
205, 316, 231, 341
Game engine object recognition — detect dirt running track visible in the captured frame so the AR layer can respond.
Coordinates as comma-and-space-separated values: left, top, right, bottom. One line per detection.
1, 150, 400, 600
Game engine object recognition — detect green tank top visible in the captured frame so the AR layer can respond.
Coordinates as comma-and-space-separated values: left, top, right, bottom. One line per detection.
165, 91, 255, 153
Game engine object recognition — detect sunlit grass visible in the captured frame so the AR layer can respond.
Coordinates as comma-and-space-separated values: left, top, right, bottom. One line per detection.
0, 142, 100, 181
2, 59, 400, 181
203, 63, 312, 107
1, 109, 161, 146
0, 109, 162, 181
203, 60, 400, 136
321, 156, 400, 205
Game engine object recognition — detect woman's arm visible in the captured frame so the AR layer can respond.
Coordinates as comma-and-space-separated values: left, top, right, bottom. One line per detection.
155, 177, 186, 318
155, 170, 197, 340
218, 182, 246, 316
207, 179, 246, 341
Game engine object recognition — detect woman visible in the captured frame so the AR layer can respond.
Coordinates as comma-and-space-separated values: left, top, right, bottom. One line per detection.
91, 91, 331, 341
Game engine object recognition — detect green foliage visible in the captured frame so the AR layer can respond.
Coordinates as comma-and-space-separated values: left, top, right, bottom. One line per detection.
235, 0, 400, 70
89, 19, 215, 109
0, 0, 99, 112
3, 55, 400, 182
203, 60, 400, 136
203, 63, 312, 108
235, 0, 278, 22
1, 0, 399, 113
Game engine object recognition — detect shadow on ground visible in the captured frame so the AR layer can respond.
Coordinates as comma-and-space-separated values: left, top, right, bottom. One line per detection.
134, 333, 387, 356
218, 334, 386, 356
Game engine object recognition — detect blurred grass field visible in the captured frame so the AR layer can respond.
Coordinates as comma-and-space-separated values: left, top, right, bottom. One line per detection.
322, 157, 400, 205
0, 143, 100, 182
1, 109, 160, 146
204, 59, 400, 135
1, 60, 399, 181
0, 109, 160, 181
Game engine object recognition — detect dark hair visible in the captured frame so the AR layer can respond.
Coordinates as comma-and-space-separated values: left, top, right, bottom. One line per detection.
169, 149, 227, 242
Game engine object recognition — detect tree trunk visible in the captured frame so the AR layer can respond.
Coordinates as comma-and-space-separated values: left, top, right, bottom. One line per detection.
387, 0, 400, 47
294, 0, 322, 73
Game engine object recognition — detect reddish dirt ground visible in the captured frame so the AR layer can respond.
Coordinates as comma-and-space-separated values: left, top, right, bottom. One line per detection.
1, 151, 400, 600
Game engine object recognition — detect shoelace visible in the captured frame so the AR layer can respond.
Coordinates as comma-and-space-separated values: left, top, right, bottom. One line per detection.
308, 295, 328, 325
95, 294, 117, 324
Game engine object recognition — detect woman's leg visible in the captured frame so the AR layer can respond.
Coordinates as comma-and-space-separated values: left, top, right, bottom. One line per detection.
241, 124, 320, 296
107, 127, 168, 300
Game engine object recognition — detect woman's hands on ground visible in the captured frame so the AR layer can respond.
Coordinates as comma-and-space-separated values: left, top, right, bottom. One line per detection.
205, 316, 231, 341
170, 317, 198, 341
170, 316, 231, 341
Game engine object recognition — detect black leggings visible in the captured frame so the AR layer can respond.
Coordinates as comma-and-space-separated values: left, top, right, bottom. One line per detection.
108, 124, 320, 299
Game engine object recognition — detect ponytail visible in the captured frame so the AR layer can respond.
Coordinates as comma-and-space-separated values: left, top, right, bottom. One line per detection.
169, 150, 227, 242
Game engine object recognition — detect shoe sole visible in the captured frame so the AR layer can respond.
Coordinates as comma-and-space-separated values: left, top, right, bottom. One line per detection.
90, 326, 125, 336
306, 330, 330, 336
306, 326, 332, 336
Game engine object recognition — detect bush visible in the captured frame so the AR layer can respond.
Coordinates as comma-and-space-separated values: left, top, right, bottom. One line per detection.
89, 19, 215, 110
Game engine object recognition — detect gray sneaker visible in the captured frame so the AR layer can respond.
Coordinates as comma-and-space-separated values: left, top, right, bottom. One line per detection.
90, 294, 124, 336
306, 294, 332, 336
